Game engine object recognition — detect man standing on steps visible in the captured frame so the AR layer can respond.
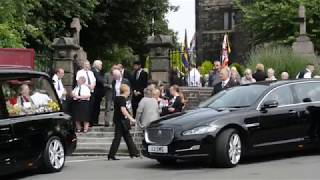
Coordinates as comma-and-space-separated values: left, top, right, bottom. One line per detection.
76, 60, 96, 127
131, 61, 148, 118
92, 60, 106, 126
52, 68, 67, 111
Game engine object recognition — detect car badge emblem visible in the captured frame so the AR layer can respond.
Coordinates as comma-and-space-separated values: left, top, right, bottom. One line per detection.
157, 130, 162, 136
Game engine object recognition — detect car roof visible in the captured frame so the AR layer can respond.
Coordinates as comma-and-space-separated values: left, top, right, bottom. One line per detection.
0, 69, 49, 78
245, 79, 320, 88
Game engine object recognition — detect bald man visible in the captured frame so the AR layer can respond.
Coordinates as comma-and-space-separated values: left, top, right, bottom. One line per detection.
211, 68, 238, 95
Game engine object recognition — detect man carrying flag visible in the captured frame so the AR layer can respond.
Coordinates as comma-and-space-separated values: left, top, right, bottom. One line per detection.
221, 33, 231, 68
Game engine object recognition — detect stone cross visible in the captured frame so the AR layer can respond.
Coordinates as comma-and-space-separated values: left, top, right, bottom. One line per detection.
70, 18, 81, 45
299, 5, 306, 35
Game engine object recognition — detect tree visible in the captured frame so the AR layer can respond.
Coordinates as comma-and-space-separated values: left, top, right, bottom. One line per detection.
236, 0, 320, 52
81, 0, 178, 61
26, 0, 98, 49
0, 0, 36, 47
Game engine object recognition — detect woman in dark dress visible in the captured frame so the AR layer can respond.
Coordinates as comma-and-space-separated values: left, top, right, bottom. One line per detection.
108, 84, 139, 160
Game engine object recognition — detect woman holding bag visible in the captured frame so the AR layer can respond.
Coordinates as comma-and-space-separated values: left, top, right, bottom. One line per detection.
108, 84, 139, 160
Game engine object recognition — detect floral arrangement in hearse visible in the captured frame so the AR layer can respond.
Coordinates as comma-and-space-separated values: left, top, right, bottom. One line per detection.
47, 100, 60, 112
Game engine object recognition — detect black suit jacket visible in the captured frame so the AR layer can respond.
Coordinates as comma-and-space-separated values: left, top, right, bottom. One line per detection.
122, 69, 132, 82
212, 80, 237, 96
132, 69, 148, 95
92, 68, 106, 96
112, 78, 130, 100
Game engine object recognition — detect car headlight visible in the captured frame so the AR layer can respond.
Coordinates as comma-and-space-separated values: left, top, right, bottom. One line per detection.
182, 125, 219, 136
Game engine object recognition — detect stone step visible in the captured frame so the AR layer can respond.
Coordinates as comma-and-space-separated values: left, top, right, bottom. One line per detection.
76, 132, 143, 138
77, 142, 128, 150
77, 137, 114, 143
88, 127, 115, 132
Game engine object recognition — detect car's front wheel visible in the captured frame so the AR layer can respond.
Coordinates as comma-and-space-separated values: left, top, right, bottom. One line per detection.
214, 129, 242, 168
40, 136, 65, 173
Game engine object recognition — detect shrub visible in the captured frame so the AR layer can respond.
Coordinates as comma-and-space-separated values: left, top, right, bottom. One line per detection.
199, 60, 213, 75
245, 45, 315, 79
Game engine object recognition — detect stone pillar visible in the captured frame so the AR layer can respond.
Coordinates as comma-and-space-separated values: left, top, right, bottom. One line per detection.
52, 37, 80, 93
292, 5, 317, 62
146, 35, 173, 83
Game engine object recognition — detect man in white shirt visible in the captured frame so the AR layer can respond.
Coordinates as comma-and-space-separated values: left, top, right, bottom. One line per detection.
76, 60, 96, 92
188, 64, 201, 87
52, 68, 66, 101
296, 63, 315, 79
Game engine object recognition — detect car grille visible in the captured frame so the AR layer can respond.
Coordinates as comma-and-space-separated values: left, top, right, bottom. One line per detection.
146, 128, 174, 145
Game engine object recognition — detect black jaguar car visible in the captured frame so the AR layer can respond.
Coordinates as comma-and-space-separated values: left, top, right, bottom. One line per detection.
142, 80, 320, 167
0, 69, 76, 176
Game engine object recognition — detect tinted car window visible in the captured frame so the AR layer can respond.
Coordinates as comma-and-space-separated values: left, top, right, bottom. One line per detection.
1, 76, 60, 117
200, 85, 268, 109
293, 82, 320, 102
262, 85, 293, 106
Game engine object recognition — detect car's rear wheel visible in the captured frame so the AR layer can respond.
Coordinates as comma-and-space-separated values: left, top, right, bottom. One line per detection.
214, 129, 242, 168
156, 159, 177, 166
40, 136, 65, 173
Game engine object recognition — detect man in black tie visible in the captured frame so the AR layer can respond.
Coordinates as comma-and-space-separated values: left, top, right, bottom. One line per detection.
91, 60, 106, 126
131, 61, 148, 118
212, 68, 237, 96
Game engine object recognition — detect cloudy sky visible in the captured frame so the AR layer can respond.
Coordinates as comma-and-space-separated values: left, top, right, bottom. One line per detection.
166, 0, 195, 43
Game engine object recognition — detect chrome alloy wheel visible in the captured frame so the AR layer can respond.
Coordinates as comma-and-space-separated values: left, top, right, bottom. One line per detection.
228, 134, 241, 165
48, 139, 65, 169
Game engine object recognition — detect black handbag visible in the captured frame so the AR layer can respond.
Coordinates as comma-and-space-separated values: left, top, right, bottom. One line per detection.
120, 118, 131, 132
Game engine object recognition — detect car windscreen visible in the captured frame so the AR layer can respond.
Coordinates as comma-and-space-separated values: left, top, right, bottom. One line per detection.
199, 85, 268, 109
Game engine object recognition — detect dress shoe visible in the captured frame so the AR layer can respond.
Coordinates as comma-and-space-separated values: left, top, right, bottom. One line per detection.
108, 156, 120, 160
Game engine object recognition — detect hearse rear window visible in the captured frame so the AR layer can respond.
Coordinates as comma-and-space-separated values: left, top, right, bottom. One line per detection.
1, 76, 60, 117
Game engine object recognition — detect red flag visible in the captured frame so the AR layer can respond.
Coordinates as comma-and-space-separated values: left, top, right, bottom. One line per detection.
221, 34, 231, 68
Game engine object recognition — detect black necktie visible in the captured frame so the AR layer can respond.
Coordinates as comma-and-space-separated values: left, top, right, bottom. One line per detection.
78, 86, 81, 96
86, 71, 91, 85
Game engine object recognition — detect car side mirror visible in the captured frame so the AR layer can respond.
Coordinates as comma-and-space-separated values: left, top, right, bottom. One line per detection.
303, 98, 312, 103
261, 100, 279, 110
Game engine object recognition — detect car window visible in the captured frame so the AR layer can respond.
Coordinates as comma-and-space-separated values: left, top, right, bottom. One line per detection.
293, 82, 320, 103
200, 85, 268, 109
1, 76, 60, 117
262, 86, 293, 106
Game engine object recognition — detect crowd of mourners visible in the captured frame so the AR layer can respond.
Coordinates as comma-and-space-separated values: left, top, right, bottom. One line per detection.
52, 59, 316, 160
52, 60, 186, 160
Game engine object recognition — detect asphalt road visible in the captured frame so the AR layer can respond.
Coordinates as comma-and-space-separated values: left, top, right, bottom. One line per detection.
5, 151, 320, 180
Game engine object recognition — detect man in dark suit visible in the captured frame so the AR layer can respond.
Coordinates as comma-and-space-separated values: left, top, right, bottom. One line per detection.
91, 60, 106, 126
212, 68, 237, 96
131, 61, 148, 118
118, 63, 132, 81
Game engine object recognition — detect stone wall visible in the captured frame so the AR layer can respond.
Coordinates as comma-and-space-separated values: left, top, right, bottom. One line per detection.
180, 87, 213, 110
196, 0, 251, 63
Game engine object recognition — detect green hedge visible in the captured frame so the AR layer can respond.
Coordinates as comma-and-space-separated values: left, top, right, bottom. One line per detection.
245, 45, 315, 79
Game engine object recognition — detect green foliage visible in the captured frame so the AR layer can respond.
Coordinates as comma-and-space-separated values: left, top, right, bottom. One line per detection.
230, 63, 245, 77
236, 0, 320, 52
0, 0, 36, 47
0, 23, 23, 48
199, 60, 213, 75
27, 0, 98, 48
245, 45, 313, 79
99, 45, 137, 71
82, 0, 178, 62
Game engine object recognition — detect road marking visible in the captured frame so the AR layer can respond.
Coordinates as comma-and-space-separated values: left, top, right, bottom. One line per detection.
66, 157, 131, 163
66, 158, 104, 163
